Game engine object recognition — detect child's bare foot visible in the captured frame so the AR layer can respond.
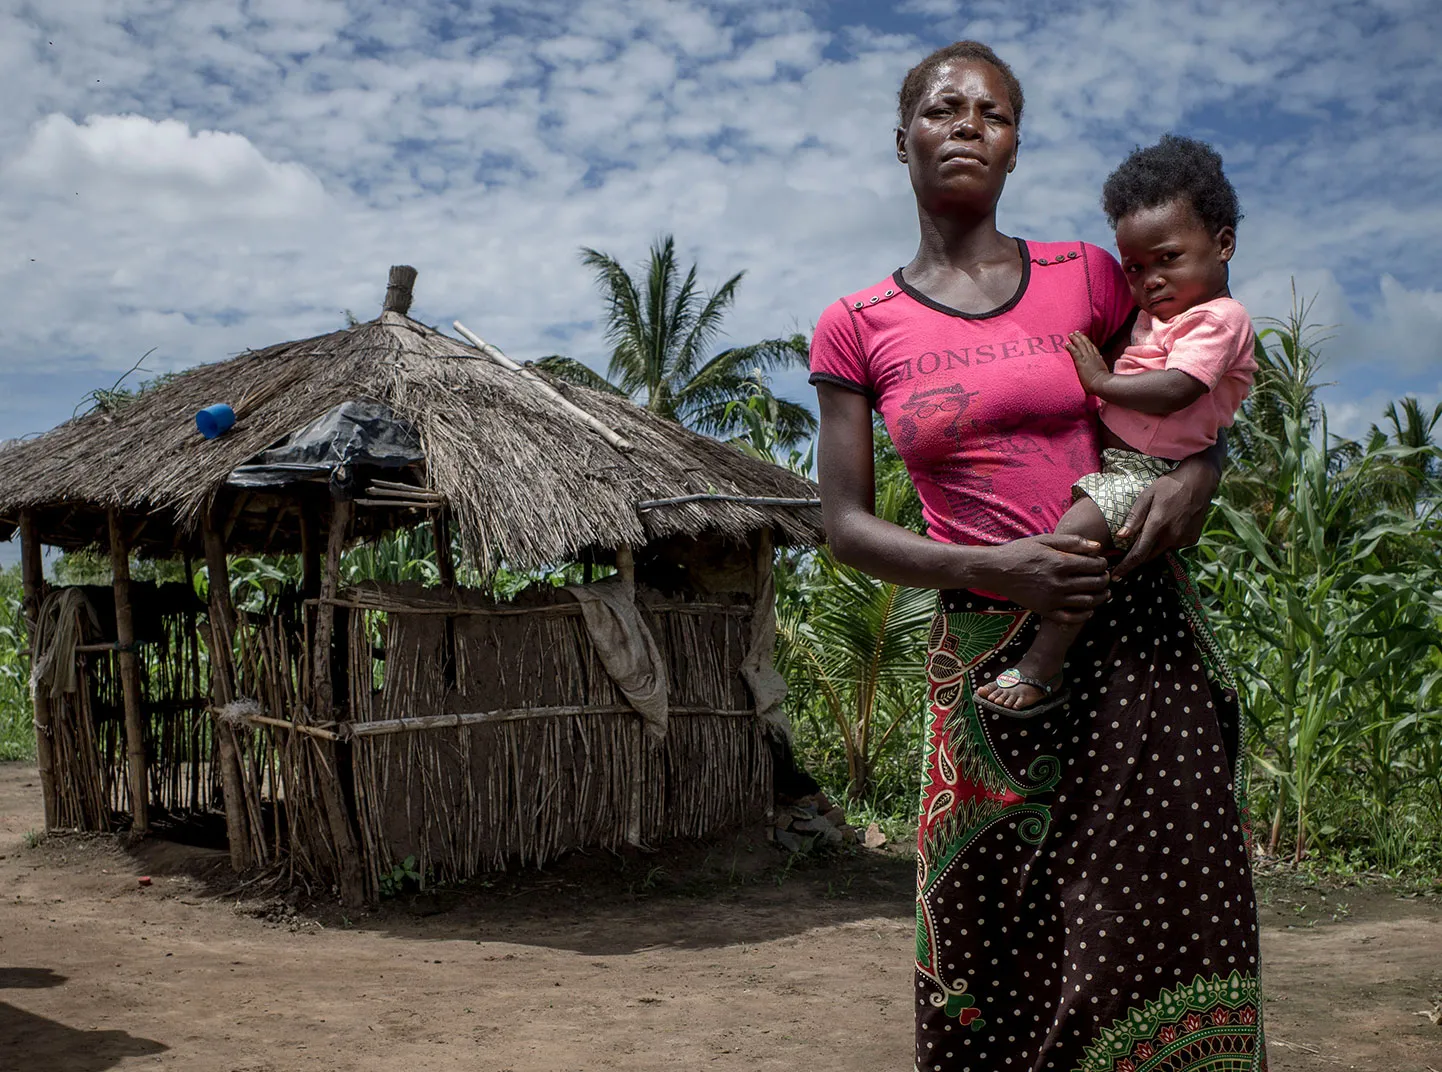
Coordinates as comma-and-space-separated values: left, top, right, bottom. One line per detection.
975, 661, 1068, 717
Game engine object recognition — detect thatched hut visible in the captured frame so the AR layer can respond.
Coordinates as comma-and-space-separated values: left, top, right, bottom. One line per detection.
0, 266, 821, 903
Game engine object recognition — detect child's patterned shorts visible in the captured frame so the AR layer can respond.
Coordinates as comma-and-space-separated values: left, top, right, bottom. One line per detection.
1073, 448, 1178, 547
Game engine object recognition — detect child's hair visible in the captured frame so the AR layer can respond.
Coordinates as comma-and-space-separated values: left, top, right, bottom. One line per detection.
1101, 134, 1241, 234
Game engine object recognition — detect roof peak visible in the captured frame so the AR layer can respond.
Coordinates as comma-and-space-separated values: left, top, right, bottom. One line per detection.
382, 265, 417, 315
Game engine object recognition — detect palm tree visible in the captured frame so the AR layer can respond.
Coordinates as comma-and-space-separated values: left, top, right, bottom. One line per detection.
775, 420, 930, 805
1366, 396, 1442, 507
535, 236, 816, 448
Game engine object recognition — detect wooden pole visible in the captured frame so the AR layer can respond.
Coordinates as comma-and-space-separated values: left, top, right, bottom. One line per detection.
203, 508, 252, 871
107, 508, 149, 834
433, 510, 457, 689
615, 543, 646, 847
202, 511, 235, 706
18, 510, 57, 829
755, 527, 776, 823
183, 553, 202, 812
214, 721, 252, 870
634, 493, 821, 511
382, 265, 418, 315
314, 499, 365, 906
754, 527, 774, 601
299, 499, 322, 599
313, 499, 351, 724
338, 704, 753, 738
432, 510, 455, 587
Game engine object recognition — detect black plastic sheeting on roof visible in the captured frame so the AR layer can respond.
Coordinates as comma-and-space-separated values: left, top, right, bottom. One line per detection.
226, 400, 423, 489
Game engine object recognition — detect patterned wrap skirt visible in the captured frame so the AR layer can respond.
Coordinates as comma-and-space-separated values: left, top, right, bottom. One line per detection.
914, 557, 1266, 1072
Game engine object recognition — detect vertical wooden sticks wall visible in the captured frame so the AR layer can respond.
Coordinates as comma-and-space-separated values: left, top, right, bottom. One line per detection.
312, 498, 365, 906
615, 543, 647, 848
18, 509, 58, 829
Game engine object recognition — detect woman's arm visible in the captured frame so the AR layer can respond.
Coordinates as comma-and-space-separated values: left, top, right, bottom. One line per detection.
816, 384, 1112, 622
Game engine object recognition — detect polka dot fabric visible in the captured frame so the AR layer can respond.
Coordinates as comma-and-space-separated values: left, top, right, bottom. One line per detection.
914, 560, 1266, 1072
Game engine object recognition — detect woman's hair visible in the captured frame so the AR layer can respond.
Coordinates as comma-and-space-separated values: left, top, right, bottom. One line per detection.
897, 41, 1024, 129
1101, 134, 1242, 233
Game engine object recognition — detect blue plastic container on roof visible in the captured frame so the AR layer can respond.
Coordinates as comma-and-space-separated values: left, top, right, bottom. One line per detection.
195, 403, 235, 439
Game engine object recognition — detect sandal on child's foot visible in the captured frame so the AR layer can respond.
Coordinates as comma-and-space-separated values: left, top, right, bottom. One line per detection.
974, 667, 1070, 719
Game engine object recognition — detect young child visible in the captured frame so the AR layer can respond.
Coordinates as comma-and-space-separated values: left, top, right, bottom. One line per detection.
975, 134, 1256, 717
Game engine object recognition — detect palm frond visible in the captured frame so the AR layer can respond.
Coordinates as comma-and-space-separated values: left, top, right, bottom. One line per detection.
693, 392, 816, 449
674, 271, 744, 379
531, 356, 627, 395
577, 238, 811, 435
686, 335, 809, 387
580, 246, 648, 398
642, 238, 681, 406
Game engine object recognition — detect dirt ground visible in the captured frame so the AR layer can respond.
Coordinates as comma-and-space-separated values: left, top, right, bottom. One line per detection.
1, 763, 1439, 1072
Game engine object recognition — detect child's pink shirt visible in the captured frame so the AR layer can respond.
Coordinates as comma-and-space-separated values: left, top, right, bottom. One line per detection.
1101, 296, 1257, 461
809, 240, 1132, 548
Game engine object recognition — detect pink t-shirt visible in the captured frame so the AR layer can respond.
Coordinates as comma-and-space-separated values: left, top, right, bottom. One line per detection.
1100, 297, 1257, 461
809, 240, 1133, 547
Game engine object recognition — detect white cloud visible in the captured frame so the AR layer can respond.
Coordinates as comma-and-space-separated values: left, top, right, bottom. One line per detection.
5, 114, 328, 222
1370, 275, 1442, 367
1232, 268, 1351, 339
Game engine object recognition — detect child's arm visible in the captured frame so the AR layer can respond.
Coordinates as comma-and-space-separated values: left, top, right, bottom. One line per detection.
1066, 332, 1207, 416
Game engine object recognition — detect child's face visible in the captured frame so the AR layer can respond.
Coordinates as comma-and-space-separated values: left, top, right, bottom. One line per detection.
1114, 198, 1235, 320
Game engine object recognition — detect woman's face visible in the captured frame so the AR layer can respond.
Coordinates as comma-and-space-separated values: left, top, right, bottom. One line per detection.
897, 59, 1018, 215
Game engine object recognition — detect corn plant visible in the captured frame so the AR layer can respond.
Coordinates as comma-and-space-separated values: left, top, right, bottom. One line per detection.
1196, 301, 1442, 864
0, 566, 33, 760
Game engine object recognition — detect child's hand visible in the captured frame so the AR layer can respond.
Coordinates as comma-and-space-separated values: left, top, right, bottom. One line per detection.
1066, 332, 1111, 396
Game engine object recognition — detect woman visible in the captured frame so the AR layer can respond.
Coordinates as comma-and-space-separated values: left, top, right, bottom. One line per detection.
809, 41, 1265, 1072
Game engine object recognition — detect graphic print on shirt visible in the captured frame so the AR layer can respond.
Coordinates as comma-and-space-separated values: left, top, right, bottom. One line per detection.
895, 382, 980, 453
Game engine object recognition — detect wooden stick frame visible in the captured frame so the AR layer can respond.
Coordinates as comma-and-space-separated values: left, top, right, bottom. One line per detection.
108, 508, 150, 833
312, 498, 366, 906
204, 507, 254, 870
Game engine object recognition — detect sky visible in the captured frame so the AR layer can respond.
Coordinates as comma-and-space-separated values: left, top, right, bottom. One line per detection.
1, 0, 1440, 458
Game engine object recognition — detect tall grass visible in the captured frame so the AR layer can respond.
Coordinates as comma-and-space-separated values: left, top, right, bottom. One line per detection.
0, 566, 34, 761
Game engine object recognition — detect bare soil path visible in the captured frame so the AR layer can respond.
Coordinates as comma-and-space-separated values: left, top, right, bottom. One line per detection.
1, 762, 1439, 1071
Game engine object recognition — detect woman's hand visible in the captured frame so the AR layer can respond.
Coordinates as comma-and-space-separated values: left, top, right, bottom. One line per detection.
981, 534, 1111, 623
1110, 452, 1221, 579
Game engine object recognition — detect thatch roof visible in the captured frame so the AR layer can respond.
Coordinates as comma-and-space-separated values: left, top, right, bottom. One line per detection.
0, 276, 821, 567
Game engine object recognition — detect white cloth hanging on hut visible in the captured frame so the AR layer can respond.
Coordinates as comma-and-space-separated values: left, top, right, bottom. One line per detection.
563, 575, 669, 741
